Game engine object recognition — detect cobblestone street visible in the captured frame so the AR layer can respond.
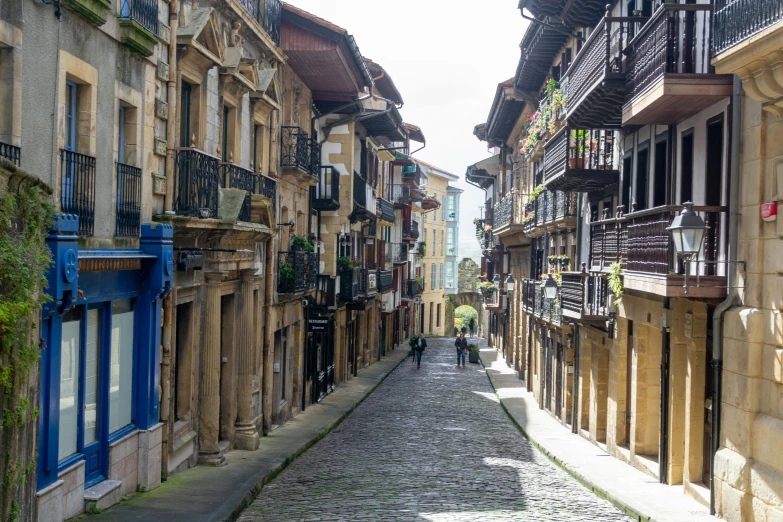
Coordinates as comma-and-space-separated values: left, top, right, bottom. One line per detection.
239, 337, 633, 521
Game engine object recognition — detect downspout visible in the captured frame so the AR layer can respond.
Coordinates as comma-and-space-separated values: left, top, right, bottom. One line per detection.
160, 0, 179, 477
710, 75, 742, 516
165, 0, 179, 211
571, 194, 585, 435
262, 237, 275, 434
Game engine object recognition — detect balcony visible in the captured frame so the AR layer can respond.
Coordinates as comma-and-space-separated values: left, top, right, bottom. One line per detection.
481, 288, 502, 310
315, 275, 337, 309
391, 183, 423, 208
404, 279, 424, 299
493, 193, 530, 246
714, 0, 783, 54
560, 271, 612, 322
119, 0, 159, 57
222, 163, 256, 222
237, 0, 281, 45
564, 15, 648, 128
174, 148, 220, 218
340, 267, 361, 302
253, 171, 277, 217
352, 172, 377, 221
543, 126, 619, 192
377, 197, 395, 224
0, 142, 20, 166
281, 127, 319, 184
311, 166, 340, 211
623, 4, 734, 125
522, 278, 537, 314
527, 190, 577, 236
278, 251, 318, 294
402, 219, 419, 242
390, 243, 408, 264
519, 0, 610, 28
61, 149, 96, 236
401, 164, 422, 186
378, 270, 393, 292
589, 209, 627, 272
116, 163, 142, 237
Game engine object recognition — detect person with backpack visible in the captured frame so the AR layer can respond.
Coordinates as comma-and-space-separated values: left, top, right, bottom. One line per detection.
469, 317, 475, 338
414, 332, 428, 369
455, 332, 468, 368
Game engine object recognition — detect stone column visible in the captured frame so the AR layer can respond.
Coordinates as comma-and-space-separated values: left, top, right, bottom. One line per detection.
235, 269, 260, 450
199, 272, 226, 466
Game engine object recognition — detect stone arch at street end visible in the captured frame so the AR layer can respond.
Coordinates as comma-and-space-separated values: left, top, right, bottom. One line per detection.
452, 292, 486, 337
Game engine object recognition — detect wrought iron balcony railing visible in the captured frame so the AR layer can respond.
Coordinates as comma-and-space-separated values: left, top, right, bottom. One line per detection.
625, 4, 715, 102
554, 191, 577, 220
174, 148, 220, 218
523, 200, 536, 234
378, 270, 394, 292
494, 194, 513, 229
340, 267, 361, 302
120, 0, 159, 36
116, 162, 142, 237
236, 0, 281, 45
391, 243, 408, 264
222, 163, 255, 222
278, 251, 318, 294
281, 126, 313, 174
405, 279, 424, 298
714, 0, 783, 54
377, 197, 395, 223
0, 142, 20, 166
311, 166, 340, 211
61, 149, 96, 236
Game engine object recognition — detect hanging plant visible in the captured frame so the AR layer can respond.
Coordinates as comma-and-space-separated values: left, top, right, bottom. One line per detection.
559, 255, 570, 266
529, 183, 545, 200
608, 262, 624, 303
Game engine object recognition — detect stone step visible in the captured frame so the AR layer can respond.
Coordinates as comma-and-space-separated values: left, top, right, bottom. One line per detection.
84, 480, 122, 512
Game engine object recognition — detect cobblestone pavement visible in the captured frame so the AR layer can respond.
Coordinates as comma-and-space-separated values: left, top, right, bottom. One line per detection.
239, 337, 633, 521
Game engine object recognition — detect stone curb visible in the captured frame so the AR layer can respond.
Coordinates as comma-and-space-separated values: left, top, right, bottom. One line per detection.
223, 351, 410, 522
479, 349, 652, 522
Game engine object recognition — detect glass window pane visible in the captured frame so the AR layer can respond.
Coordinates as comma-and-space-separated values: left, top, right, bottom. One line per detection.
59, 309, 81, 461
110, 299, 134, 433
84, 309, 100, 446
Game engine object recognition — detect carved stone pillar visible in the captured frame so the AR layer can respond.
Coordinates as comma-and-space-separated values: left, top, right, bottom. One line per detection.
235, 269, 259, 450
198, 271, 226, 466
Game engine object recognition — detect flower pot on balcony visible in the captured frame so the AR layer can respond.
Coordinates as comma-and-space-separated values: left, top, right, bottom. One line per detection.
569, 157, 586, 170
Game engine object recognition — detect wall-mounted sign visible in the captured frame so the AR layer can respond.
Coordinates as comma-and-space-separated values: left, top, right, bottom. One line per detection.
308, 318, 329, 332
761, 202, 777, 222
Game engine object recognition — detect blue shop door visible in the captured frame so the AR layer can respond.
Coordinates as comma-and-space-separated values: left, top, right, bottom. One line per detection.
83, 306, 107, 486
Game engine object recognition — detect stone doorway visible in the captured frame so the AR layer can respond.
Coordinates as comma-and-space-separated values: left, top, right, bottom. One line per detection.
219, 294, 236, 447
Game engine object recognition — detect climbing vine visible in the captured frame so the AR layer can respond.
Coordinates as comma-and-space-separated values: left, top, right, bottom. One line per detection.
608, 262, 624, 304
0, 171, 53, 521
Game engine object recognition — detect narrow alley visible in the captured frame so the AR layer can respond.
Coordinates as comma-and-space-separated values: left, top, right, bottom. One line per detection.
238, 337, 632, 521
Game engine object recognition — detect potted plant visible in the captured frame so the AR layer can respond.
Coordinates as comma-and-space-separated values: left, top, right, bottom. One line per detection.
279, 261, 295, 288
559, 255, 570, 266
468, 344, 481, 364
548, 255, 559, 265
337, 255, 355, 272
291, 234, 315, 252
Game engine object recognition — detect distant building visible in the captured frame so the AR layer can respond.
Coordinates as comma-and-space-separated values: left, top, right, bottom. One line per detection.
458, 258, 480, 294
445, 186, 463, 296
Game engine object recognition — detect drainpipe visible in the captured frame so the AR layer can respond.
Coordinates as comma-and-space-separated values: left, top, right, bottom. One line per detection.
710, 75, 742, 516
659, 297, 671, 484
262, 237, 275, 434
165, 0, 179, 211
571, 324, 579, 434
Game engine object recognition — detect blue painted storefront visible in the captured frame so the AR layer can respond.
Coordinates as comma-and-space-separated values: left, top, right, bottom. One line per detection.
37, 215, 173, 490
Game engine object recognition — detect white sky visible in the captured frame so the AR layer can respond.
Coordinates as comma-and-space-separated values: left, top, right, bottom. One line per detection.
287, 0, 529, 263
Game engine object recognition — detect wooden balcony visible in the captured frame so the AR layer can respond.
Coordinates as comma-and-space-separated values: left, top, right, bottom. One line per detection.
543, 126, 619, 192
564, 15, 648, 128
492, 193, 531, 246
560, 271, 612, 323
519, 0, 611, 28
589, 205, 729, 298
623, 4, 734, 125
311, 166, 339, 211
526, 190, 578, 237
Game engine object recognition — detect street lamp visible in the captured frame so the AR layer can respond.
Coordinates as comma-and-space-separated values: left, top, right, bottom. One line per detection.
543, 274, 558, 301
505, 274, 516, 292
666, 201, 709, 295
492, 273, 500, 285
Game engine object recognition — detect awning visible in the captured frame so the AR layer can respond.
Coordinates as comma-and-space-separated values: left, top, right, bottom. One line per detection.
466, 155, 500, 189
360, 106, 407, 142
391, 151, 415, 166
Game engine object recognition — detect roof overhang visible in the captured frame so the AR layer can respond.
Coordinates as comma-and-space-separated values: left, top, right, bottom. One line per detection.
483, 80, 526, 146
281, 3, 373, 100
359, 103, 408, 142
405, 123, 425, 145
366, 58, 403, 106
466, 155, 500, 189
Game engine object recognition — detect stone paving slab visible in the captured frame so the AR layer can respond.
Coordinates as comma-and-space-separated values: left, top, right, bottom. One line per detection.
238, 337, 634, 521
82, 348, 410, 522
479, 345, 721, 522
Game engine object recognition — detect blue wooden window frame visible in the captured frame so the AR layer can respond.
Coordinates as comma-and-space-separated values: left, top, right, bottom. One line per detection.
64, 80, 77, 151
54, 294, 139, 483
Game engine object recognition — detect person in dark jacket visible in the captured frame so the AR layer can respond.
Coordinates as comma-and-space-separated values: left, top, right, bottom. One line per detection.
455, 333, 468, 368
461, 325, 467, 336
469, 317, 476, 338
414, 333, 428, 369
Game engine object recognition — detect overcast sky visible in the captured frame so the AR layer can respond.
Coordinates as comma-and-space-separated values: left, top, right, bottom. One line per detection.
288, 0, 529, 263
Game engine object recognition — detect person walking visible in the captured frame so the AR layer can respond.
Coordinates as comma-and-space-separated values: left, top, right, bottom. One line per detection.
455, 332, 468, 368
461, 324, 467, 337
469, 317, 475, 338
414, 332, 428, 369
453, 325, 458, 337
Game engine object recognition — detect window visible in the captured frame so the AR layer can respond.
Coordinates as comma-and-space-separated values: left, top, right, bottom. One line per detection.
635, 146, 649, 211
653, 138, 667, 207
253, 124, 261, 171
446, 263, 454, 288
680, 130, 694, 204
109, 299, 134, 433
59, 308, 82, 461
84, 308, 100, 445
440, 263, 444, 289
431, 264, 436, 290
222, 106, 229, 162
446, 228, 455, 256
437, 304, 441, 327
441, 196, 445, 220
64, 81, 78, 152
621, 153, 633, 211
180, 82, 192, 147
